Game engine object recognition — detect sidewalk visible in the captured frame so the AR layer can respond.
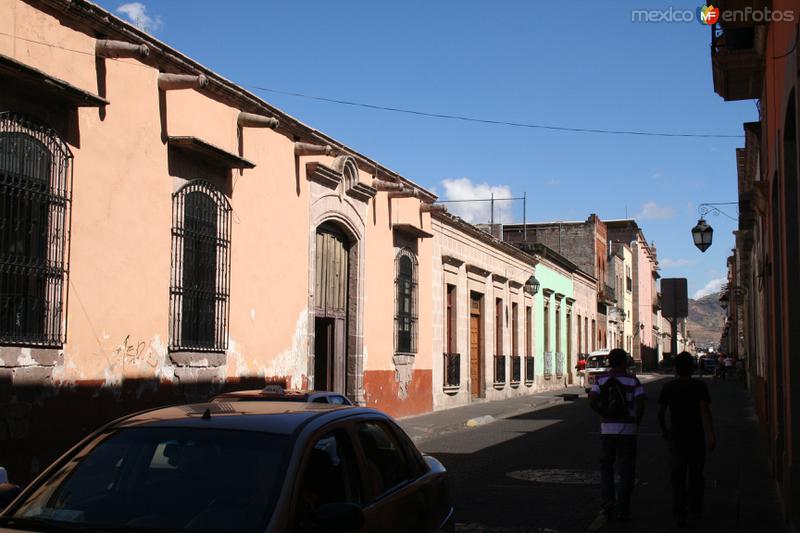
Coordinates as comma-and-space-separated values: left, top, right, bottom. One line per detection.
399, 374, 662, 445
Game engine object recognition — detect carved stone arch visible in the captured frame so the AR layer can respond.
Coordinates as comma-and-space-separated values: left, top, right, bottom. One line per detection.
308, 185, 366, 405
332, 155, 359, 191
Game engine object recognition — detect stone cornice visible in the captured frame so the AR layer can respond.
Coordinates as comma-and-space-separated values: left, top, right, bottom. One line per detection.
442, 255, 465, 267
306, 162, 341, 190
466, 264, 491, 278
347, 182, 377, 202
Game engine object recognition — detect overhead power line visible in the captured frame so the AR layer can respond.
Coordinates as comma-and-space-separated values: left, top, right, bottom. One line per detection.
1, 31, 744, 139
246, 85, 745, 139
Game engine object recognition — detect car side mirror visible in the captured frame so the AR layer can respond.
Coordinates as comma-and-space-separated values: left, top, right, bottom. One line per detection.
300, 502, 365, 533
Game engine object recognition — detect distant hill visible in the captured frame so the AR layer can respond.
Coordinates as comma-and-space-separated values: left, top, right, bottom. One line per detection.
686, 291, 725, 347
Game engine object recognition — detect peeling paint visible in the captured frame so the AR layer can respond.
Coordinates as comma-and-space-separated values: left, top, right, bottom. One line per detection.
16, 349, 35, 367
227, 339, 249, 377
263, 308, 308, 389
150, 335, 173, 383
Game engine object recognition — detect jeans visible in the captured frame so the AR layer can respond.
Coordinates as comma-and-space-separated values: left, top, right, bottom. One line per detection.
670, 442, 705, 517
600, 434, 637, 514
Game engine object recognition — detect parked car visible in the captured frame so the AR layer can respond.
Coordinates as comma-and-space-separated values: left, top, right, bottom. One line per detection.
0, 402, 453, 533
212, 385, 354, 406
699, 354, 718, 374
584, 349, 636, 392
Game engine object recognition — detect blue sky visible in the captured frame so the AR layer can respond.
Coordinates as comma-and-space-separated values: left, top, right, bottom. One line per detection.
101, 0, 755, 299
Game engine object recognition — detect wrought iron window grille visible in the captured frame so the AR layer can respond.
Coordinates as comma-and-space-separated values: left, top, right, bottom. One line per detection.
0, 112, 72, 347
394, 249, 418, 355
169, 179, 231, 352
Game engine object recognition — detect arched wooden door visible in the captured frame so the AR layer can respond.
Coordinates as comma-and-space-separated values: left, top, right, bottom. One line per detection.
314, 224, 350, 393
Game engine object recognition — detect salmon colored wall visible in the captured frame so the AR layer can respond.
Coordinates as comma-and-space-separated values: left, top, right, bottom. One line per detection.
1, 0, 438, 422
0, 0, 445, 484
166, 91, 238, 153
225, 129, 311, 385
1, 1, 100, 94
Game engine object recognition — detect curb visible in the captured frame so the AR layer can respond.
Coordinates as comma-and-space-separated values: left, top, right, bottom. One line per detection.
465, 415, 495, 427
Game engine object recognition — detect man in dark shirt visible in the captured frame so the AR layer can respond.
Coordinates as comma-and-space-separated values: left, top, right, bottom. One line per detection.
658, 351, 716, 527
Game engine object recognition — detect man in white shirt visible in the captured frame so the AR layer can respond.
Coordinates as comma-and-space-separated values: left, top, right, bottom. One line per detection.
589, 348, 646, 522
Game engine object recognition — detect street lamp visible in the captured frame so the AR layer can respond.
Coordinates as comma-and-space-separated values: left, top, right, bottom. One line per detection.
691, 202, 738, 252
692, 218, 713, 252
719, 293, 729, 310
525, 275, 540, 295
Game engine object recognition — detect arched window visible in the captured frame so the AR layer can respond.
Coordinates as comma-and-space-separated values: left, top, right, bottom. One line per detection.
170, 180, 231, 351
395, 249, 417, 354
0, 112, 72, 346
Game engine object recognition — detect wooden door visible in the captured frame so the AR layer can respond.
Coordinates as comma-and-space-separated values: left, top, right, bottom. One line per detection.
470, 294, 483, 399
315, 225, 349, 393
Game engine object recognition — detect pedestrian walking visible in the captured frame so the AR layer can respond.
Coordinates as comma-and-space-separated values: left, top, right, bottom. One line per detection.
657, 351, 716, 528
576, 354, 587, 388
589, 348, 646, 522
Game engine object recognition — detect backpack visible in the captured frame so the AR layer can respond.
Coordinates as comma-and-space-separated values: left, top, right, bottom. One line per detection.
597, 377, 630, 420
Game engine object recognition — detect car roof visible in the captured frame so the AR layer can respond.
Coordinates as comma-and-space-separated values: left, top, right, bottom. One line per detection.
113, 401, 370, 435
213, 389, 343, 400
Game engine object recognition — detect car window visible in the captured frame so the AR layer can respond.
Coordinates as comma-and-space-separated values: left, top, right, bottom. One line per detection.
311, 397, 329, 404
356, 421, 414, 498
13, 428, 289, 532
294, 430, 361, 527
587, 356, 609, 369
328, 395, 349, 406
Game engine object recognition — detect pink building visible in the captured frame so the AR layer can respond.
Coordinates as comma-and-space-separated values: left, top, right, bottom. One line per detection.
1, 0, 439, 483
606, 220, 660, 369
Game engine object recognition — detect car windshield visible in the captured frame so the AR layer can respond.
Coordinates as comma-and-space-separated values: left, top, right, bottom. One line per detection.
11, 427, 289, 532
586, 356, 609, 369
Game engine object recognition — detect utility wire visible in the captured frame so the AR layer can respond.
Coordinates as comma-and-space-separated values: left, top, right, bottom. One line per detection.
2, 31, 745, 139
246, 85, 745, 139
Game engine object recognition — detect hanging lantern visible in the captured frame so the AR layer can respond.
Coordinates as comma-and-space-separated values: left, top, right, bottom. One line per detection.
525, 275, 540, 295
692, 218, 713, 252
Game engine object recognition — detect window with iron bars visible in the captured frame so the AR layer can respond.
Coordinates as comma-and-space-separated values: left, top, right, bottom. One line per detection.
169, 180, 231, 352
394, 249, 418, 354
0, 112, 72, 347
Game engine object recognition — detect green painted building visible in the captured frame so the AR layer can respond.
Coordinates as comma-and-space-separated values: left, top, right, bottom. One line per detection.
530, 244, 577, 386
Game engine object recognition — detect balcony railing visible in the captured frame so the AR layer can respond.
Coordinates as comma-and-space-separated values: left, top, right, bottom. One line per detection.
443, 352, 460, 389
544, 351, 554, 379
511, 355, 521, 384
599, 283, 617, 304
711, 22, 763, 101
494, 355, 506, 384
525, 356, 535, 384
653, 292, 662, 312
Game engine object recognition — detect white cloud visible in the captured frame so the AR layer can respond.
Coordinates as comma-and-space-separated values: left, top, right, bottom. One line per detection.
693, 277, 725, 299
635, 201, 676, 220
660, 258, 694, 269
117, 2, 163, 33
440, 178, 513, 224
546, 178, 560, 187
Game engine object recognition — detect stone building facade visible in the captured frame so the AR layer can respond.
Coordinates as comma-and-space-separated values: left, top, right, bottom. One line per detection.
431, 213, 537, 409
606, 220, 660, 369
503, 214, 614, 350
